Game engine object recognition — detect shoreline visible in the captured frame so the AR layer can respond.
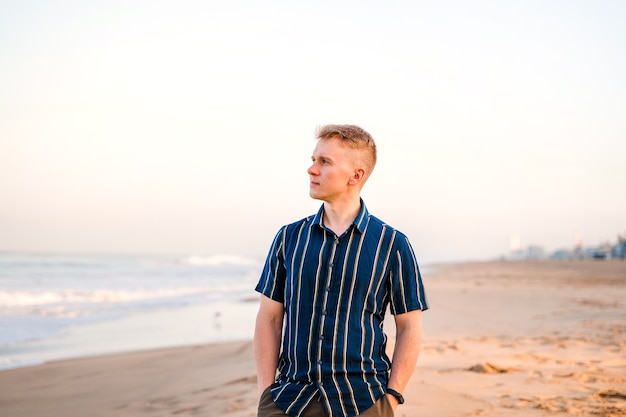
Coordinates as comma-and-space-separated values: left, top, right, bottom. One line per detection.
1, 260, 624, 416
0, 298, 260, 372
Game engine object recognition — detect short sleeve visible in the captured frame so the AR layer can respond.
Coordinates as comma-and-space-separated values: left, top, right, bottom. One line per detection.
388, 234, 429, 315
255, 227, 287, 303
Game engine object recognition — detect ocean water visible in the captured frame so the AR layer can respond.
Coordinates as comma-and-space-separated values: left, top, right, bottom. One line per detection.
0, 252, 262, 370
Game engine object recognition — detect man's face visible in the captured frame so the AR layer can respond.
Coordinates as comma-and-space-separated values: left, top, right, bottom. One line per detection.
307, 137, 358, 202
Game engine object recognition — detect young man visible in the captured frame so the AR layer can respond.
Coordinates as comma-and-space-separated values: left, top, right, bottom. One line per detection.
254, 124, 428, 417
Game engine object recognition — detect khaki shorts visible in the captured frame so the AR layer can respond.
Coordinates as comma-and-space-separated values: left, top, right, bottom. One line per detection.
257, 386, 394, 417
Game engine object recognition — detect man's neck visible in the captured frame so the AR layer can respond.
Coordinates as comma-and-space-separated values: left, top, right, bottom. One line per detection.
322, 197, 362, 236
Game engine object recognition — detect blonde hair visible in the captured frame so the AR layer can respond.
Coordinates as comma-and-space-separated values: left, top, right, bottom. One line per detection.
315, 124, 377, 178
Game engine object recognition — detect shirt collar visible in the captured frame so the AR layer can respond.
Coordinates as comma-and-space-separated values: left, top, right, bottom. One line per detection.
312, 198, 370, 234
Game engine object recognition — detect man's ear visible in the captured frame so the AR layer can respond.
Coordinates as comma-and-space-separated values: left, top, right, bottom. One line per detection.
348, 168, 366, 185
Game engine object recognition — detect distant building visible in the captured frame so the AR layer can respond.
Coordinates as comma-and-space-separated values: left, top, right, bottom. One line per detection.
508, 245, 546, 260
504, 231, 626, 261
612, 236, 626, 259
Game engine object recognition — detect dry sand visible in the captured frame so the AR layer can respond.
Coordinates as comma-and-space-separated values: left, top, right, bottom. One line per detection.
1, 260, 624, 417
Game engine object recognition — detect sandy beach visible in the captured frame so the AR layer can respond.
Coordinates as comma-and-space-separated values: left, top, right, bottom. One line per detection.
1, 260, 625, 417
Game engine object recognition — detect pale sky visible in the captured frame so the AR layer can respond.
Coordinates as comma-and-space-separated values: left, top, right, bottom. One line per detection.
1, 0, 625, 264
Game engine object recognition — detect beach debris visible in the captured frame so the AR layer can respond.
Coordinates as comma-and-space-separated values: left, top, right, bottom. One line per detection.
596, 389, 626, 400
467, 362, 519, 374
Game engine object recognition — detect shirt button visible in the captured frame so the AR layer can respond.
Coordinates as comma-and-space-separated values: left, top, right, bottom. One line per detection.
325, 287, 330, 292
322, 310, 327, 315
317, 360, 323, 365
319, 335, 324, 340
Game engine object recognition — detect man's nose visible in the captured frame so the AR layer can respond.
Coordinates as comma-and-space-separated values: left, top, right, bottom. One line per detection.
307, 163, 318, 176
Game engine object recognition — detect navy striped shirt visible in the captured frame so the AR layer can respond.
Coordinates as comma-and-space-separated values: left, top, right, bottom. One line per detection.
256, 201, 429, 417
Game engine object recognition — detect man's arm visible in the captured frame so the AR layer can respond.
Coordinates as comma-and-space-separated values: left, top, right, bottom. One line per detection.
386, 309, 423, 409
254, 295, 284, 396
